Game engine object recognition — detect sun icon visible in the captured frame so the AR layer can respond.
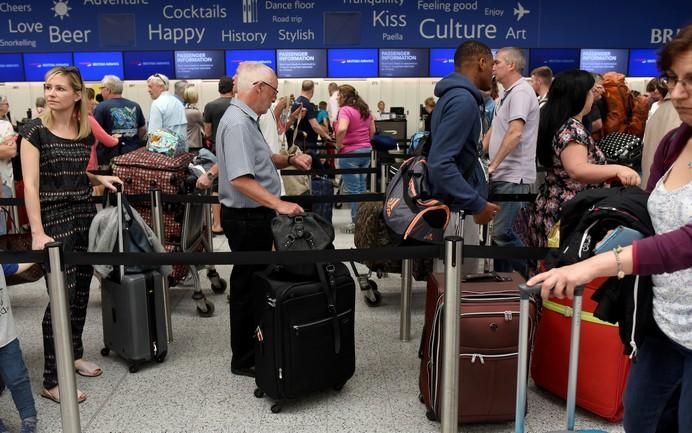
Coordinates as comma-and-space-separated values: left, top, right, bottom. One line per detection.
52, 0, 71, 20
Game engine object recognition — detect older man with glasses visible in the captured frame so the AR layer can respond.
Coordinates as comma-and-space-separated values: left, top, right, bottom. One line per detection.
146, 73, 187, 147
215, 61, 311, 378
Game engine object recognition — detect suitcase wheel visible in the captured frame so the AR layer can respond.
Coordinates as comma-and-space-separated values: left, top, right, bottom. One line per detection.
129, 364, 140, 374
333, 383, 344, 392
271, 403, 282, 414
208, 271, 227, 294
253, 388, 264, 398
155, 352, 167, 363
196, 299, 215, 318
101, 347, 110, 357
425, 409, 438, 421
363, 281, 382, 307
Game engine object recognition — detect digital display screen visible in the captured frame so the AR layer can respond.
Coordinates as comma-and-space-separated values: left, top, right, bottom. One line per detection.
225, 50, 276, 77
580, 49, 629, 74
328, 49, 377, 78
23, 52, 72, 82
73, 52, 124, 81
529, 48, 580, 74
429, 48, 456, 77
491, 48, 530, 76
123, 51, 175, 80
379, 48, 428, 77
0, 54, 24, 82
276, 49, 327, 78
628, 49, 659, 77
174, 50, 225, 79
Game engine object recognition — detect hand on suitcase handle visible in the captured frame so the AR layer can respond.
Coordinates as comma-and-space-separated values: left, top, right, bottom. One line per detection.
520, 282, 584, 300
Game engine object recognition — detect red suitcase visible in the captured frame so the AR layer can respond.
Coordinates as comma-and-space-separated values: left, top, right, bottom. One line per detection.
419, 271, 536, 424
530, 277, 631, 422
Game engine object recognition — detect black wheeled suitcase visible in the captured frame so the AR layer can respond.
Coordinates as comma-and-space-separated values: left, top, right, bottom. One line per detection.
101, 190, 168, 373
252, 262, 356, 413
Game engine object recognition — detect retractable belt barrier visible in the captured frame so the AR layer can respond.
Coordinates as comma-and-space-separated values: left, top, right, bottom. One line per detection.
0, 191, 537, 208
0, 244, 552, 266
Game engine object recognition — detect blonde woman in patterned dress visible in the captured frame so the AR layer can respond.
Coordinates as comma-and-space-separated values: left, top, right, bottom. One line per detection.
20, 66, 121, 404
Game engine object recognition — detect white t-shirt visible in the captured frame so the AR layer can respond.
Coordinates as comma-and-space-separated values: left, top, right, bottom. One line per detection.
258, 105, 285, 194
0, 120, 15, 197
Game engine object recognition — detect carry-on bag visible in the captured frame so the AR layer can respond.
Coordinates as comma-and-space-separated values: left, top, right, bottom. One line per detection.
271, 212, 335, 278
353, 201, 433, 281
100, 189, 168, 373
531, 278, 630, 422
419, 270, 536, 424
516, 284, 607, 433
252, 262, 356, 413
112, 147, 194, 196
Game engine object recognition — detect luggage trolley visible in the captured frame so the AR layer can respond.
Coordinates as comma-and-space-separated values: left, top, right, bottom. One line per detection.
174, 184, 227, 317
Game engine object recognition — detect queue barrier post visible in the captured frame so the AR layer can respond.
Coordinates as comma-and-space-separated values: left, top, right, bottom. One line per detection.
370, 149, 377, 192
45, 242, 82, 433
399, 258, 413, 341
150, 189, 173, 343
441, 235, 463, 433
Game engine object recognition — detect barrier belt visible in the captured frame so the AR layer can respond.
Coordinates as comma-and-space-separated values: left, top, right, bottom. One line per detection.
280, 168, 377, 176
464, 245, 552, 260
0, 251, 46, 264
283, 193, 384, 204
61, 245, 443, 266
0, 244, 552, 266
488, 193, 537, 202
319, 153, 376, 159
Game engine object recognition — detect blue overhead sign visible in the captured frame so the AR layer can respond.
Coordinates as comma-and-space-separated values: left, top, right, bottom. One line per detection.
0, 1, 688, 53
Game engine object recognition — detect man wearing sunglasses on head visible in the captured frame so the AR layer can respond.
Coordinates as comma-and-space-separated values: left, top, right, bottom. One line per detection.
146, 73, 187, 147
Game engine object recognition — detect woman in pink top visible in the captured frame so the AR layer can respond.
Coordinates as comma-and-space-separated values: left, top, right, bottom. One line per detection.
86, 88, 118, 171
334, 85, 375, 230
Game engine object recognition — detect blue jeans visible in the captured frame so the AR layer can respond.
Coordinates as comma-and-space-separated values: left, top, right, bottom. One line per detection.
624, 325, 692, 433
489, 181, 530, 275
339, 148, 371, 224
0, 339, 36, 420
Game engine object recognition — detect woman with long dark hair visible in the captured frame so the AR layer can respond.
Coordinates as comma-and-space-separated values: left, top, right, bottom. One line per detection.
523, 69, 640, 247
334, 84, 375, 232
20, 66, 121, 404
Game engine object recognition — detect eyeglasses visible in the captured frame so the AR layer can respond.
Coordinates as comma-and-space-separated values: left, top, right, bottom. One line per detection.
660, 75, 691, 91
253, 80, 279, 96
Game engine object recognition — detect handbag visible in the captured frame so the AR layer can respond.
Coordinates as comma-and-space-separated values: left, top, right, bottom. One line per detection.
597, 132, 643, 167
280, 119, 310, 196
271, 212, 335, 278
0, 233, 44, 286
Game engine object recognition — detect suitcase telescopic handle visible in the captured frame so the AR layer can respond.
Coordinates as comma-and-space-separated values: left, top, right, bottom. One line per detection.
515, 283, 585, 433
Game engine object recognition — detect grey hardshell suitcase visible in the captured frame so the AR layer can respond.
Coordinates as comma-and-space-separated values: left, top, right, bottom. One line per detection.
100, 190, 168, 373
515, 284, 606, 433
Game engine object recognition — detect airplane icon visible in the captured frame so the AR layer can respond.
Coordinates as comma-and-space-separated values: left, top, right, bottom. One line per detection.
513, 2, 530, 21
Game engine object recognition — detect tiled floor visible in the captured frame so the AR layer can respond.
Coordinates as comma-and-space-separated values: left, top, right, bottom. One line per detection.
0, 207, 624, 433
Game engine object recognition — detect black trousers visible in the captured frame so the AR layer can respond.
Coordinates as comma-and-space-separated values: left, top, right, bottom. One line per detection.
221, 205, 275, 369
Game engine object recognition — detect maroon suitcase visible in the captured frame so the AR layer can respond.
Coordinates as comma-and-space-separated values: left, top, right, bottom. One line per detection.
419, 271, 536, 424
112, 148, 194, 195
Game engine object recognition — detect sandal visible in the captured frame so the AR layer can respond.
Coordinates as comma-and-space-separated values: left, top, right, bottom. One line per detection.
74, 359, 103, 378
40, 387, 87, 404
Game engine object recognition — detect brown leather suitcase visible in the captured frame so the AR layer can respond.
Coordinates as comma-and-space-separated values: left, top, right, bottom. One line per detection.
419, 271, 537, 424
